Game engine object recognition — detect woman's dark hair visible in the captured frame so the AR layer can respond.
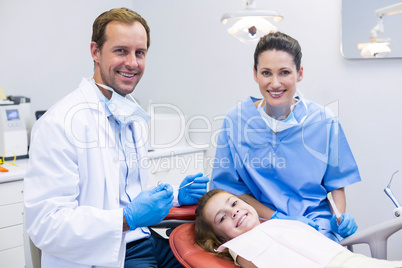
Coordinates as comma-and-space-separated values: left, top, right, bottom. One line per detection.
254, 31, 302, 71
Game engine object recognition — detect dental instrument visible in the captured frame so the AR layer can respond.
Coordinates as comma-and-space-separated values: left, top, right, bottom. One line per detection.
178, 181, 195, 190
384, 170, 402, 217
327, 192, 342, 225
178, 173, 210, 190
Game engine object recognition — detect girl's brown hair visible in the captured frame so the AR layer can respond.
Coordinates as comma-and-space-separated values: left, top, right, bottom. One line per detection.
194, 189, 233, 261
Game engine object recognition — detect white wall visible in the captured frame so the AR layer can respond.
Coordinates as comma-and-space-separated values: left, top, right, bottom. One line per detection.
1, 0, 402, 260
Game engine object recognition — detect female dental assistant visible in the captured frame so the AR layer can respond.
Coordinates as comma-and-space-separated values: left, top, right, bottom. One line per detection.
211, 32, 361, 242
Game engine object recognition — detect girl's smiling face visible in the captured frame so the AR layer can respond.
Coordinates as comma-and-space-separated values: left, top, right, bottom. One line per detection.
204, 192, 260, 241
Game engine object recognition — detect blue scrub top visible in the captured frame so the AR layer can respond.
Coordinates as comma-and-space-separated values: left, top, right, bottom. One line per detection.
211, 96, 361, 241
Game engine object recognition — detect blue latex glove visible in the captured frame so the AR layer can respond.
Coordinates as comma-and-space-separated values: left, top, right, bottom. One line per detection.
271, 211, 319, 230
330, 213, 358, 238
123, 183, 174, 230
178, 172, 209, 206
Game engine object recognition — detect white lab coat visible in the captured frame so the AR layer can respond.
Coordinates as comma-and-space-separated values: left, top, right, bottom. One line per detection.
24, 78, 149, 268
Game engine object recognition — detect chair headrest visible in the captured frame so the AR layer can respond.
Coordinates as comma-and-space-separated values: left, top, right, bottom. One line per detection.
169, 222, 238, 268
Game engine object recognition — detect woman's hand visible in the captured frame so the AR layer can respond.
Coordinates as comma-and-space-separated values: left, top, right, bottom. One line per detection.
329, 188, 357, 237
178, 173, 209, 205
330, 213, 358, 237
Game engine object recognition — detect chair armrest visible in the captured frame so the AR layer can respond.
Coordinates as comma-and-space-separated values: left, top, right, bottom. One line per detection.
340, 216, 402, 259
164, 205, 197, 220
151, 205, 197, 229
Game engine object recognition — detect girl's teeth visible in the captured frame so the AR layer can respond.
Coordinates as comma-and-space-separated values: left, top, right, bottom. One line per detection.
237, 215, 246, 227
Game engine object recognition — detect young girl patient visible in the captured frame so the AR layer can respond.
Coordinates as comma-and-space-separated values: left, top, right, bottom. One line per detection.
195, 189, 402, 268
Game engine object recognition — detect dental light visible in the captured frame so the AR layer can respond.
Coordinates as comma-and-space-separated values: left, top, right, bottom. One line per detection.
221, 0, 283, 43
358, 39, 391, 58
358, 2, 402, 58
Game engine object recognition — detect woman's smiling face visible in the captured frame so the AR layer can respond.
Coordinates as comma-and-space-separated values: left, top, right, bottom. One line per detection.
254, 49, 303, 117
204, 192, 260, 241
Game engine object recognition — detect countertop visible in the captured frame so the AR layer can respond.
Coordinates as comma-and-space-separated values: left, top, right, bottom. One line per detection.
0, 158, 29, 183
0, 147, 205, 183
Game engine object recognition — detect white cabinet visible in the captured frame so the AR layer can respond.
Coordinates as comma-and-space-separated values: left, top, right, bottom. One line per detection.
0, 179, 25, 268
0, 159, 28, 268
146, 147, 206, 187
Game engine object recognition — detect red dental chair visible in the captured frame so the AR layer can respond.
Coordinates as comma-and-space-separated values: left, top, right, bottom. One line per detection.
156, 205, 237, 267
165, 205, 402, 267
169, 222, 237, 268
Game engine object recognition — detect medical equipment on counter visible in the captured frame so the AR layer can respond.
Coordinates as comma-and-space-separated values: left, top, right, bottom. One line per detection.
9, 96, 33, 144
0, 104, 28, 158
0, 94, 32, 159
384, 170, 402, 217
0, 95, 32, 158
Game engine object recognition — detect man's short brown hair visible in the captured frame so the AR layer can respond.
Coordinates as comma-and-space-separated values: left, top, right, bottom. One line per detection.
92, 7, 150, 50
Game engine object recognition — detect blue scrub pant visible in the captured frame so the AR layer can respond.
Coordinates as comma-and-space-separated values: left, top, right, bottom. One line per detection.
124, 231, 183, 268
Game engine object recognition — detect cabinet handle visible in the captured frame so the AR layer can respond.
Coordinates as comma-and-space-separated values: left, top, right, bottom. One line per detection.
151, 169, 170, 174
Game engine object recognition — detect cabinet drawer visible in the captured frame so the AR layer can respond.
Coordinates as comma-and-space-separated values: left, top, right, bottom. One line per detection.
0, 245, 25, 267
0, 224, 24, 251
0, 202, 23, 228
0, 180, 23, 205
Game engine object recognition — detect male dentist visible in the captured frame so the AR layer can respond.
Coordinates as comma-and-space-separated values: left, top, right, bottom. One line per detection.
24, 7, 208, 268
